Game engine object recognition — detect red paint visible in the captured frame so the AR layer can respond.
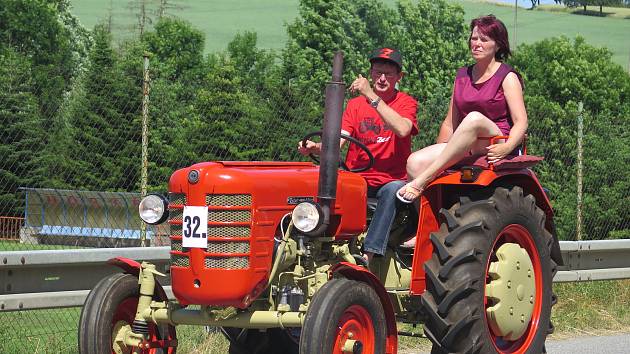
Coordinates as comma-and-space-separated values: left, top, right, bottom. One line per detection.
169, 162, 366, 308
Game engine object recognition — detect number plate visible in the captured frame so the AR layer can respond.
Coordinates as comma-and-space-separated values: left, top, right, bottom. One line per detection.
182, 206, 208, 248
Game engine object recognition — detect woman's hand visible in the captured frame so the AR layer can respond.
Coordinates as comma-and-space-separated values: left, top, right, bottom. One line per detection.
486, 143, 512, 163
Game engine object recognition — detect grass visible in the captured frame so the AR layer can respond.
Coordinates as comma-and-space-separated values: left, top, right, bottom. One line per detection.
70, 0, 298, 53
0, 240, 82, 251
551, 279, 630, 337
0, 280, 627, 353
0, 308, 80, 354
69, 0, 630, 68
537, 3, 630, 20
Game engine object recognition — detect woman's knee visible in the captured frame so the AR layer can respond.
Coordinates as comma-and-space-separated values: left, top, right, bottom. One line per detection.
461, 111, 486, 126
460, 111, 502, 137
406, 151, 430, 177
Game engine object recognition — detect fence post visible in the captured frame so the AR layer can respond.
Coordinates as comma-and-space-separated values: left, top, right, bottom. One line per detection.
576, 102, 584, 241
140, 53, 150, 247
513, 0, 518, 50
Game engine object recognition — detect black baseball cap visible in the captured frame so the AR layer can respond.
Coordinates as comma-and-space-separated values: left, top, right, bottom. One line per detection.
369, 47, 403, 70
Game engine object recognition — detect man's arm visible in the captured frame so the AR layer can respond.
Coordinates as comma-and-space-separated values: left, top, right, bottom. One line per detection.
372, 98, 413, 137
349, 75, 413, 138
297, 130, 349, 155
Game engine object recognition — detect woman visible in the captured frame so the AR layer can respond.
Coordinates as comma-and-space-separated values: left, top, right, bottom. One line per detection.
398, 15, 527, 202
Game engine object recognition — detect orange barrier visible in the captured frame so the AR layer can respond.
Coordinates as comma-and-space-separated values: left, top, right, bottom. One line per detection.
0, 216, 24, 241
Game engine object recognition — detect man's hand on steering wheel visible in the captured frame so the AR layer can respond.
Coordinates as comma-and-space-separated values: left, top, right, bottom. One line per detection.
297, 139, 321, 156
299, 131, 374, 173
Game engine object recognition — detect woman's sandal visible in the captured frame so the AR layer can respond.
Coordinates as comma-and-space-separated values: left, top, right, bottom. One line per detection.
396, 182, 424, 204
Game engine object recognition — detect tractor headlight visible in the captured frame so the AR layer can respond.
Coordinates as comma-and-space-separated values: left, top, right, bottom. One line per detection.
291, 202, 323, 233
138, 194, 169, 225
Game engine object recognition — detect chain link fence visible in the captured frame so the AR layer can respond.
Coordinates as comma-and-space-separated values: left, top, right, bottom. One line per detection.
0, 52, 628, 352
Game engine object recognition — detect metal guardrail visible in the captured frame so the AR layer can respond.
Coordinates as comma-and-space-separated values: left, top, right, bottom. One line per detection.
1, 240, 630, 312
556, 240, 630, 281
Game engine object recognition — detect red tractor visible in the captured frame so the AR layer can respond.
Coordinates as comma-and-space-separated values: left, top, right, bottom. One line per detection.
79, 53, 562, 354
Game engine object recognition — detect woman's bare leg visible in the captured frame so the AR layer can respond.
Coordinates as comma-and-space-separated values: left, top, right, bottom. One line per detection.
406, 143, 448, 179
399, 111, 502, 201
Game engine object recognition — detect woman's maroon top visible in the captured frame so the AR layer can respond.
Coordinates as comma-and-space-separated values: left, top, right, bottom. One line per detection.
453, 63, 522, 136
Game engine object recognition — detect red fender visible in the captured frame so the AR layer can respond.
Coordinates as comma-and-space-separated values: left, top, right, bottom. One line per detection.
108, 256, 142, 276
106, 257, 170, 302
330, 262, 398, 354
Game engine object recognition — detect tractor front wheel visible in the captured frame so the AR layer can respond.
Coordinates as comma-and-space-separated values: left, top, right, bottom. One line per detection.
300, 278, 387, 354
422, 186, 556, 354
78, 272, 176, 354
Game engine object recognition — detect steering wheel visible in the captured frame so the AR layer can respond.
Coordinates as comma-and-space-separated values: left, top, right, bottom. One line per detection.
300, 131, 375, 173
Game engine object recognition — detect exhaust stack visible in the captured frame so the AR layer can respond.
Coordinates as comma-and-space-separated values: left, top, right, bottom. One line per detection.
312, 51, 345, 236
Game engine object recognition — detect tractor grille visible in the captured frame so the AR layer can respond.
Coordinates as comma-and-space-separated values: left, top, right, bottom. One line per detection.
169, 208, 183, 222
205, 256, 249, 269
208, 210, 251, 223
169, 193, 186, 205
206, 194, 251, 206
208, 226, 249, 238
168, 193, 252, 270
171, 254, 190, 267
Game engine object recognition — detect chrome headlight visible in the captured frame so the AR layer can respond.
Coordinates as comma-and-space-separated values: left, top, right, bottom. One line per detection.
138, 194, 169, 225
291, 202, 323, 233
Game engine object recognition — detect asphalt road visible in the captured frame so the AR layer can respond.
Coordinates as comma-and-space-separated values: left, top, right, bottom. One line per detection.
545, 333, 630, 354
411, 333, 630, 354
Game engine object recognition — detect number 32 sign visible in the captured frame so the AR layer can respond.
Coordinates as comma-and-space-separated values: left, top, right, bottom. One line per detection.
182, 206, 208, 248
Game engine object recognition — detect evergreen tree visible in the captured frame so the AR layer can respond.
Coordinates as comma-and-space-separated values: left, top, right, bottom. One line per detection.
0, 48, 44, 216
0, 0, 87, 125
142, 18, 206, 188
186, 54, 265, 162
71, 24, 142, 192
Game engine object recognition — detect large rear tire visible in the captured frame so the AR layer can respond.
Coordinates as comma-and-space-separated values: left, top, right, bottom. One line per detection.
300, 278, 387, 354
422, 186, 557, 354
78, 272, 176, 354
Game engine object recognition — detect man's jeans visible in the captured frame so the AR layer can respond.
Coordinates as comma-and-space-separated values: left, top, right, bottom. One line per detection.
363, 180, 406, 256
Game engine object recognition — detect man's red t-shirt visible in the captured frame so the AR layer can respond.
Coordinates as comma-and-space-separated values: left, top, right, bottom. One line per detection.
341, 91, 418, 187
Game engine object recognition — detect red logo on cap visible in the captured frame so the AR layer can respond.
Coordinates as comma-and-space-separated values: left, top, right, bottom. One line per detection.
380, 48, 394, 58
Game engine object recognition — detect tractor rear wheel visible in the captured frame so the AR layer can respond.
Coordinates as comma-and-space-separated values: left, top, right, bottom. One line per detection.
300, 278, 387, 354
422, 186, 557, 354
78, 272, 176, 354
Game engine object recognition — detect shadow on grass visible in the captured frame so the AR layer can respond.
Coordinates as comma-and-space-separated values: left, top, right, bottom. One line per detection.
572, 9, 616, 18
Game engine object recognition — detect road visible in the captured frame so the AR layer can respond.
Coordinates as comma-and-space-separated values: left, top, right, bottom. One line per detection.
410, 333, 630, 354
545, 333, 630, 354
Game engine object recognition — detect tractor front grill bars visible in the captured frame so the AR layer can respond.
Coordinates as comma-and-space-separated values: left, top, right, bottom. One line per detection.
168, 193, 252, 269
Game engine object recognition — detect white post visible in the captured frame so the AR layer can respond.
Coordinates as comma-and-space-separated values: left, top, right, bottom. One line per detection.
140, 53, 150, 247
513, 0, 518, 49
576, 102, 584, 241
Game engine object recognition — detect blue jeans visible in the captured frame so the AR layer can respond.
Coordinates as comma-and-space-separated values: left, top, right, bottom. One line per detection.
362, 180, 406, 256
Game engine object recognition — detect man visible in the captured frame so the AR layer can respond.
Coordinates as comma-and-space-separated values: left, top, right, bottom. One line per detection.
299, 47, 418, 263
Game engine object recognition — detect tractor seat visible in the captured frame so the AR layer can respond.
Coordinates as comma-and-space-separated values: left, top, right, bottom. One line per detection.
453, 154, 544, 171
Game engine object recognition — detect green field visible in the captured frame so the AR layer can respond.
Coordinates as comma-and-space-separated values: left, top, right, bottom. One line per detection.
451, 0, 630, 68
70, 0, 630, 68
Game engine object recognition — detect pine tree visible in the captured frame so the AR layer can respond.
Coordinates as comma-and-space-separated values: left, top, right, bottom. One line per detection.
71, 24, 142, 191
0, 48, 45, 216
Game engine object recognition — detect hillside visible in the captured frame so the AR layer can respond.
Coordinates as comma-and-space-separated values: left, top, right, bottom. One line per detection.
70, 0, 630, 68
